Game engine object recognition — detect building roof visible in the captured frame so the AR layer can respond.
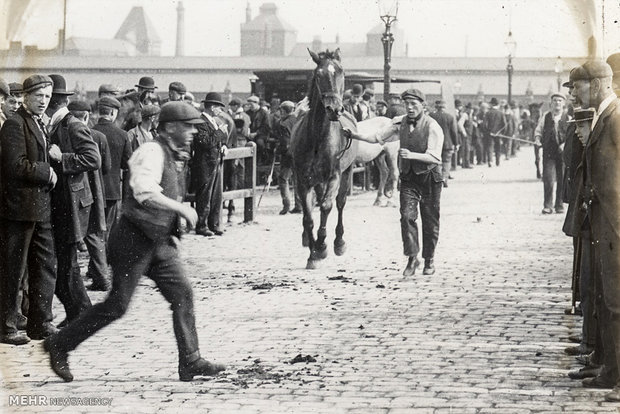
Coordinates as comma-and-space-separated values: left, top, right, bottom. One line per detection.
0, 53, 584, 75
115, 6, 161, 44
241, 2, 296, 33
289, 42, 366, 58
64, 37, 134, 57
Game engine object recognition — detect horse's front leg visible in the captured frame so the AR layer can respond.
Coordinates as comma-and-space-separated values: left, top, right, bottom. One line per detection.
309, 182, 334, 267
374, 152, 388, 207
334, 166, 351, 256
299, 187, 314, 249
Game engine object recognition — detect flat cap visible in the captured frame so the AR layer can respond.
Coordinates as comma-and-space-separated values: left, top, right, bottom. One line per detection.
98, 96, 121, 109
401, 88, 426, 102
169, 81, 187, 94
352, 84, 363, 96
9, 82, 23, 95
280, 100, 295, 110
435, 99, 447, 108
363, 88, 374, 97
98, 83, 120, 95
229, 98, 241, 106
23, 74, 53, 93
550, 92, 566, 101
568, 108, 595, 123
607, 53, 620, 74
67, 100, 92, 112
246, 95, 260, 104
159, 101, 204, 124
376, 99, 387, 107
570, 60, 613, 82
0, 78, 9, 96
141, 104, 161, 118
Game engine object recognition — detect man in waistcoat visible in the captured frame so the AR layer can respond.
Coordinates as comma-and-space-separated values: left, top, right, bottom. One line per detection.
430, 99, 458, 186
345, 88, 444, 276
43, 101, 225, 383
0, 75, 58, 345
534, 93, 569, 214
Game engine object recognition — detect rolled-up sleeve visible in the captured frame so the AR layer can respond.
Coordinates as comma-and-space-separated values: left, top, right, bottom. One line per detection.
128, 142, 164, 204
426, 120, 444, 163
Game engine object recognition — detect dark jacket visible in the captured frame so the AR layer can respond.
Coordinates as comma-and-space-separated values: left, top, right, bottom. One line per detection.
190, 115, 227, 191
87, 128, 111, 233
541, 111, 569, 160
93, 118, 132, 201
247, 107, 271, 141
49, 112, 101, 243
274, 113, 298, 155
0, 106, 54, 222
484, 107, 506, 136
430, 109, 458, 150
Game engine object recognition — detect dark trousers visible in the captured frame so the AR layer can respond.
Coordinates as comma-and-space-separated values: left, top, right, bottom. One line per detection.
580, 235, 597, 347
84, 231, 109, 286
461, 137, 471, 168
441, 149, 453, 181
0, 219, 56, 334
50, 217, 201, 365
54, 240, 92, 322
399, 171, 442, 259
483, 135, 493, 165
472, 135, 483, 164
195, 163, 223, 232
493, 136, 502, 166
278, 154, 301, 210
542, 156, 564, 210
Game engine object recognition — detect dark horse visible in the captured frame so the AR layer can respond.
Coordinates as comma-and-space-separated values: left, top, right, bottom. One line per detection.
291, 49, 358, 269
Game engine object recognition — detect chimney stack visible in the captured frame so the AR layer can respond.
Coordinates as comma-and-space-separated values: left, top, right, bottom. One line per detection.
246, 2, 252, 23
175, 1, 185, 57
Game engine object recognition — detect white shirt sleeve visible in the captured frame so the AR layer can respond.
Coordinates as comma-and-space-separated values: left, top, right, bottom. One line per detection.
128, 142, 164, 204
426, 119, 444, 163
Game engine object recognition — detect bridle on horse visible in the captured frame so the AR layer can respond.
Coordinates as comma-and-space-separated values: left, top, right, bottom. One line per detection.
313, 74, 352, 161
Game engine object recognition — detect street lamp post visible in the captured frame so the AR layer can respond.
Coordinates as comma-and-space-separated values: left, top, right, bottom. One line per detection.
554, 56, 563, 92
504, 31, 517, 104
379, 1, 398, 98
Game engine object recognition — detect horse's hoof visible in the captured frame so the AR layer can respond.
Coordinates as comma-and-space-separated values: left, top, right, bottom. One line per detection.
373, 196, 387, 207
334, 240, 347, 256
386, 199, 397, 208
312, 244, 328, 260
373, 198, 382, 207
306, 259, 318, 270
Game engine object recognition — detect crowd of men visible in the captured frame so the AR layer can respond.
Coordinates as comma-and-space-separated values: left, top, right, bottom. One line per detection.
1, 55, 620, 394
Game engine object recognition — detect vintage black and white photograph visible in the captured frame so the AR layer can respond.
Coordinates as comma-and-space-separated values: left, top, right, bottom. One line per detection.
0, 0, 619, 412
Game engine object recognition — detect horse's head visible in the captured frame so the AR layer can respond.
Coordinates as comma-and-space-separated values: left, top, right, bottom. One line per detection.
308, 48, 344, 121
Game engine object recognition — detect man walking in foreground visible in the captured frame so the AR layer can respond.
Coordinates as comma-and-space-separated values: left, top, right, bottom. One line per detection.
43, 102, 225, 382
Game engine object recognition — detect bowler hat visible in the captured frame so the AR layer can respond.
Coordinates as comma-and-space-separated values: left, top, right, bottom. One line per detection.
141, 104, 161, 118
454, 99, 463, 107
202, 92, 225, 107
229, 98, 241, 106
570, 60, 613, 82
489, 97, 499, 106
98, 84, 120, 96
98, 96, 121, 110
159, 101, 204, 124
49, 74, 74, 95
169, 81, 187, 94
568, 108, 595, 123
135, 76, 157, 90
23, 75, 53, 93
9, 82, 23, 96
550, 92, 566, 101
67, 100, 91, 112
0, 78, 9, 97
351, 84, 363, 96
400, 88, 426, 103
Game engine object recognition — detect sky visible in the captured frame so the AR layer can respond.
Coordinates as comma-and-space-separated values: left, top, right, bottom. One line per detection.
4, 0, 619, 58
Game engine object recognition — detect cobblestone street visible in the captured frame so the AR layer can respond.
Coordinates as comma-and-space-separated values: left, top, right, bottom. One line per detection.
1, 148, 616, 413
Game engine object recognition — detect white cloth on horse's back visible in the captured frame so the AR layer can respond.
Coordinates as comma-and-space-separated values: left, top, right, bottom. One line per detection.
355, 116, 401, 162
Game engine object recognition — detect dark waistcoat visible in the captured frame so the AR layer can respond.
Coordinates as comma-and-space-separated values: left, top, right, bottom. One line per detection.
399, 115, 441, 178
122, 138, 180, 241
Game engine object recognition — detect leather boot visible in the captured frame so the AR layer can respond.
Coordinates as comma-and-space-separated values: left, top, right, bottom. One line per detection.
402, 256, 420, 277
423, 258, 435, 275
178, 358, 225, 381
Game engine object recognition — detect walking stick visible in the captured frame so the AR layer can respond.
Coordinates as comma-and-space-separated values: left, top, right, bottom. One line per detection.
490, 133, 535, 145
257, 147, 278, 209
571, 237, 582, 313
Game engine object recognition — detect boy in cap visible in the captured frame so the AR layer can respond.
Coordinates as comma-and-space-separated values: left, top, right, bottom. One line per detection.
0, 75, 57, 345
274, 100, 301, 214
168, 82, 187, 102
43, 101, 225, 383
344, 88, 444, 276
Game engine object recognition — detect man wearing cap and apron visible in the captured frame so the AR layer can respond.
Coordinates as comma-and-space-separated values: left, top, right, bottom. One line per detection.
345, 88, 444, 277
43, 101, 226, 383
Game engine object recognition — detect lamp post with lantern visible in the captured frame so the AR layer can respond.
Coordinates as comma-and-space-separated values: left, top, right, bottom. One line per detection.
504, 31, 517, 104
379, 0, 399, 98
